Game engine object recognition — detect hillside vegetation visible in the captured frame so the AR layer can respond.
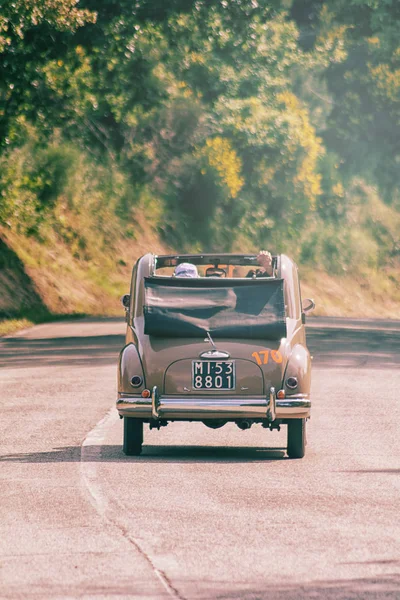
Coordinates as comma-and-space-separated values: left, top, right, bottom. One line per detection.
0, 1, 399, 329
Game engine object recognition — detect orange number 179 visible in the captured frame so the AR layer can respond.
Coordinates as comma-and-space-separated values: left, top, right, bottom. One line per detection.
252, 350, 282, 365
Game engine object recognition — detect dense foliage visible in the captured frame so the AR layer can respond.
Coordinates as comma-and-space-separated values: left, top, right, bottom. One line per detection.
0, 0, 399, 272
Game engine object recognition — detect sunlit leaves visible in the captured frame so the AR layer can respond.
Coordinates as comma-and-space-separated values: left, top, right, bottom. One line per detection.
199, 137, 244, 199
0, 0, 96, 52
297, 0, 400, 199
369, 63, 400, 103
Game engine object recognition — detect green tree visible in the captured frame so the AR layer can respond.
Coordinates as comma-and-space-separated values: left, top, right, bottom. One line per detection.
291, 0, 400, 202
0, 1, 95, 144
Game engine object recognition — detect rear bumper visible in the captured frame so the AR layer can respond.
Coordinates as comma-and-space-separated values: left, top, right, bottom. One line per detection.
117, 387, 310, 420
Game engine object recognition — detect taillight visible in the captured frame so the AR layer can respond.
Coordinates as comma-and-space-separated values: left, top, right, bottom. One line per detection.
130, 376, 143, 387
286, 377, 298, 390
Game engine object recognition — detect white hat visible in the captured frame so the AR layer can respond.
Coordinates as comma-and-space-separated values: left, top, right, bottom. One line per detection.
174, 263, 199, 278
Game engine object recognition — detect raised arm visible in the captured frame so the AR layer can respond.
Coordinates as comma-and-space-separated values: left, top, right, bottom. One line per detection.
256, 250, 273, 276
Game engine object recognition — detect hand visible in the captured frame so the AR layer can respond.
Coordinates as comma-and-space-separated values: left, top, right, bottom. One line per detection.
256, 250, 273, 275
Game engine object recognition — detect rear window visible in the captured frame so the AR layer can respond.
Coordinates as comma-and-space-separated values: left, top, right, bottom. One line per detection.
143, 277, 287, 340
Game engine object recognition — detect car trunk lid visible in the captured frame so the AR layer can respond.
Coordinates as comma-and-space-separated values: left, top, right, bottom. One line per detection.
141, 337, 288, 396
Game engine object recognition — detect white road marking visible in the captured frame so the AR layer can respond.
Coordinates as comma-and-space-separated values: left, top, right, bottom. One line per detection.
80, 408, 185, 600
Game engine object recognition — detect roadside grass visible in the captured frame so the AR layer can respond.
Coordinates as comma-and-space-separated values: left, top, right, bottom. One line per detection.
1, 139, 399, 335
301, 267, 400, 318
0, 206, 168, 336
0, 311, 89, 337
0, 318, 34, 337
1, 265, 398, 340
1, 196, 398, 339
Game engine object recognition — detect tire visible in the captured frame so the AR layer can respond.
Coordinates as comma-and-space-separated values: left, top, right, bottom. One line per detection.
287, 418, 306, 459
123, 418, 143, 456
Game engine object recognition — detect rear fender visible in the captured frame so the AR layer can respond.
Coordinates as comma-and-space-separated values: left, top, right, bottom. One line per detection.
282, 344, 311, 395
118, 343, 145, 394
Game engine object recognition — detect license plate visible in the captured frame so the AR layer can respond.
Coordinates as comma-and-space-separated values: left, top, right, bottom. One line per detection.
192, 361, 235, 390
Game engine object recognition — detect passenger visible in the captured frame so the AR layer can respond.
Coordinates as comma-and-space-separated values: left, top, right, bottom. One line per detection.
205, 267, 226, 278
174, 262, 199, 278
247, 250, 274, 278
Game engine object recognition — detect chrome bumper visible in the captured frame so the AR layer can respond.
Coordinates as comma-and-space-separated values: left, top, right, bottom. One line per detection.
117, 387, 310, 420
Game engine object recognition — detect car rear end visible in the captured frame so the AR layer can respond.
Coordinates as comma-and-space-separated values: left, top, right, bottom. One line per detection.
117, 253, 312, 457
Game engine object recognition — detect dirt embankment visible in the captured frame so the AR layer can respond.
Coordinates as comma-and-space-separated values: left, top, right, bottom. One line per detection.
0, 228, 399, 335
0, 238, 49, 320
0, 216, 168, 330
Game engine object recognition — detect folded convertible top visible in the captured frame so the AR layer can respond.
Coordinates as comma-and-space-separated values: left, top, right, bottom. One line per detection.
143, 277, 286, 340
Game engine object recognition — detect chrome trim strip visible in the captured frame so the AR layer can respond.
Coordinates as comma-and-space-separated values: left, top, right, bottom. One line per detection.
199, 350, 231, 359
267, 387, 276, 422
119, 397, 152, 405
275, 396, 311, 418
117, 392, 311, 419
151, 386, 160, 420
276, 399, 311, 408
118, 394, 269, 419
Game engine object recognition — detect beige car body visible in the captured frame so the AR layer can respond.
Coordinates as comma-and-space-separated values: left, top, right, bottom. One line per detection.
117, 253, 314, 457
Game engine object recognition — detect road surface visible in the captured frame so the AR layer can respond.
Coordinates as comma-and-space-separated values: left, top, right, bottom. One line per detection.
0, 317, 399, 599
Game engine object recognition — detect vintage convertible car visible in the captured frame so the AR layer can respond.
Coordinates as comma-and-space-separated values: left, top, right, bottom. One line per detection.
117, 253, 315, 458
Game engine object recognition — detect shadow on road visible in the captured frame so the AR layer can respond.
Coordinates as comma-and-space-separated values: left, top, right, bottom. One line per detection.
0, 321, 399, 370
342, 560, 400, 566
0, 334, 125, 368
307, 326, 400, 369
0, 444, 286, 463
341, 469, 400, 474
7, 574, 400, 599
189, 574, 400, 599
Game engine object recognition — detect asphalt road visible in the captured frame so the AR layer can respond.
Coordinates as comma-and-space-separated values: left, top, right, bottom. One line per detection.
0, 316, 399, 599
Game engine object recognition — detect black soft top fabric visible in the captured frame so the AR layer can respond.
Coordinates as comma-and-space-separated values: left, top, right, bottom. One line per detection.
143, 277, 286, 340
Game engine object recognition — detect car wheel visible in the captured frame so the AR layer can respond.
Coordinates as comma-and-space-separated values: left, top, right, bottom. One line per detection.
287, 418, 306, 459
123, 418, 143, 456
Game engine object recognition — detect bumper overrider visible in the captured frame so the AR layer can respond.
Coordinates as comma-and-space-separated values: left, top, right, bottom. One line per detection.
117, 386, 311, 421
